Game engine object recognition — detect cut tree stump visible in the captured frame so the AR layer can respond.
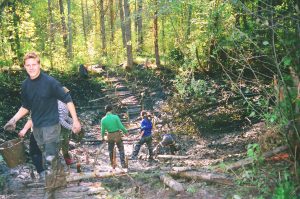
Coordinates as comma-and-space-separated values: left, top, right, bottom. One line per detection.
169, 170, 234, 185
225, 145, 289, 171
160, 174, 185, 192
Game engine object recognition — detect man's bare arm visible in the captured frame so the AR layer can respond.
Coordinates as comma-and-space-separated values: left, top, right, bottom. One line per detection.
19, 119, 33, 137
66, 102, 81, 133
4, 107, 29, 131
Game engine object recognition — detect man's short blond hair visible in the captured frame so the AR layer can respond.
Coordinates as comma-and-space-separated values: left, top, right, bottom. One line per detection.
23, 52, 40, 66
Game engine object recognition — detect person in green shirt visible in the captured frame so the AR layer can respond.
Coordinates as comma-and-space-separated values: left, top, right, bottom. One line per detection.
101, 105, 128, 169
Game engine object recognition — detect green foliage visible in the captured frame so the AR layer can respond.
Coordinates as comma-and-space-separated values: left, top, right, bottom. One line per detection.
168, 48, 184, 66
272, 172, 296, 199
186, 185, 197, 194
247, 143, 262, 163
173, 71, 210, 99
0, 175, 5, 191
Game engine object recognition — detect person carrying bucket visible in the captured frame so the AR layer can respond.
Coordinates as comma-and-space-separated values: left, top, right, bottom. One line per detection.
3, 52, 81, 194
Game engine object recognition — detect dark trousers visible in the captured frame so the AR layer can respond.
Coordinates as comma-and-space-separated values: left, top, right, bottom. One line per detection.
61, 127, 71, 159
132, 136, 153, 158
29, 134, 45, 174
107, 132, 126, 168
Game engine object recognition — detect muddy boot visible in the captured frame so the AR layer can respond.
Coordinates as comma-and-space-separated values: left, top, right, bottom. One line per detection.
45, 156, 67, 191
43, 190, 54, 199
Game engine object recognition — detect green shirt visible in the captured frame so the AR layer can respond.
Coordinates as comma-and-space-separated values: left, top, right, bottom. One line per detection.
101, 112, 128, 137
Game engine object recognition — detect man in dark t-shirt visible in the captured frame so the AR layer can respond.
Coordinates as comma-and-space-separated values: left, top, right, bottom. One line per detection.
4, 52, 81, 188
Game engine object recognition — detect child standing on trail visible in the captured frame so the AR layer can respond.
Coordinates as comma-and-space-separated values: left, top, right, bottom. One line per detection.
131, 111, 154, 161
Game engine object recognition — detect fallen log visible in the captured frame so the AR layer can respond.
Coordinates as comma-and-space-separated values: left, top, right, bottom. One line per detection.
66, 170, 126, 182
54, 186, 106, 198
225, 145, 289, 171
171, 167, 193, 172
88, 96, 107, 103
160, 174, 185, 192
156, 155, 190, 160
169, 170, 234, 185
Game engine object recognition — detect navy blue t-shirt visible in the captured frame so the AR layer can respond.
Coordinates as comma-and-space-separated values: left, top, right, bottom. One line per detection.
21, 72, 72, 127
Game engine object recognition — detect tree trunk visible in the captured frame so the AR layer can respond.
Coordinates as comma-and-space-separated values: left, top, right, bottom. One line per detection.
85, 0, 90, 30
185, 4, 192, 40
119, 0, 126, 48
47, 0, 54, 68
235, 7, 240, 28
81, 0, 87, 50
59, 0, 68, 52
153, 0, 160, 68
169, 170, 234, 185
123, 0, 133, 69
6, 1, 21, 64
100, 0, 107, 55
225, 145, 288, 171
241, 0, 248, 30
296, 1, 300, 71
67, 170, 126, 182
160, 174, 184, 192
92, 0, 98, 51
109, 0, 115, 42
134, 0, 137, 35
137, 0, 143, 54
67, 0, 73, 59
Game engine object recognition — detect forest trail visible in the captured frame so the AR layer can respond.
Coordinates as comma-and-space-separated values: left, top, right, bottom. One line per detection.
0, 66, 266, 199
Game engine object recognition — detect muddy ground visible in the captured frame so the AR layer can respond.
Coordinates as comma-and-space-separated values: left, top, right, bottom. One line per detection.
0, 66, 292, 199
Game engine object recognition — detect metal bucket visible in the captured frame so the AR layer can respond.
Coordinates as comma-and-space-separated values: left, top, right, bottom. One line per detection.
0, 138, 26, 168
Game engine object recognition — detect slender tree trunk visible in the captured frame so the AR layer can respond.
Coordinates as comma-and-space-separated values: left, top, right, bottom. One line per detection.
0, 18, 6, 60
235, 6, 240, 28
92, 0, 98, 50
81, 0, 87, 50
257, 0, 262, 22
134, 0, 138, 35
153, 0, 160, 68
119, 0, 126, 48
67, 0, 73, 59
123, 0, 133, 69
85, 0, 90, 30
6, 1, 22, 64
162, 17, 165, 65
296, 0, 300, 70
93, 0, 98, 27
137, 0, 143, 54
59, 0, 68, 52
47, 0, 54, 68
109, 0, 115, 42
100, 0, 107, 55
185, 4, 192, 40
241, 0, 248, 30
